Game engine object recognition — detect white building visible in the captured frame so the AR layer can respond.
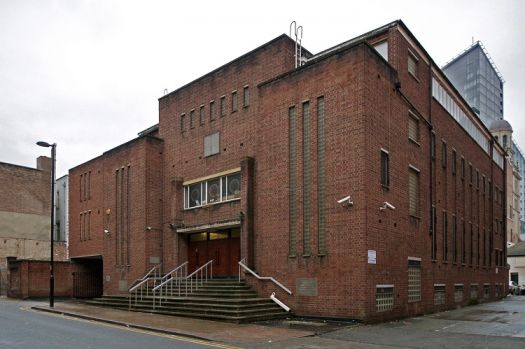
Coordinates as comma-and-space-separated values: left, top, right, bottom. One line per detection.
508, 242, 525, 286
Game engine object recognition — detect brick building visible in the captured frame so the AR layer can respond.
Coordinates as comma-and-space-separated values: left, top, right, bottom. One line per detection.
69, 20, 507, 321
0, 157, 67, 295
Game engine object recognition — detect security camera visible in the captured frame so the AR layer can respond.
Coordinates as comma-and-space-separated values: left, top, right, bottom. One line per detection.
104, 229, 110, 235
337, 195, 354, 206
380, 202, 396, 210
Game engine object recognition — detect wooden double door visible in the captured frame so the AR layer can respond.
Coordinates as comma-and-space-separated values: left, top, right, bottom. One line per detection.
187, 228, 240, 277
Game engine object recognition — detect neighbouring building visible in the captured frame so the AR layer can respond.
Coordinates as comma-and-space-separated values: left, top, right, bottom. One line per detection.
512, 142, 525, 240
443, 41, 524, 244
55, 175, 69, 245
442, 41, 504, 127
508, 242, 525, 286
490, 120, 521, 243
69, 20, 507, 321
0, 157, 67, 295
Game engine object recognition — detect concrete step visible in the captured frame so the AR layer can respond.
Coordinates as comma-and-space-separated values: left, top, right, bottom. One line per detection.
86, 279, 289, 323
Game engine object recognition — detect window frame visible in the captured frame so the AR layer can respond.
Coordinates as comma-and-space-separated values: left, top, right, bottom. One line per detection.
180, 113, 186, 133
243, 85, 250, 107
209, 100, 216, 121
408, 50, 419, 80
189, 109, 195, 129
183, 172, 241, 210
451, 149, 457, 175
408, 165, 420, 218
220, 96, 226, 117
441, 140, 447, 168
199, 105, 205, 125
380, 148, 390, 189
231, 90, 238, 112
408, 111, 420, 144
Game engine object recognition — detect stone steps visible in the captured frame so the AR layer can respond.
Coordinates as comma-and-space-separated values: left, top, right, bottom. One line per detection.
84, 279, 289, 323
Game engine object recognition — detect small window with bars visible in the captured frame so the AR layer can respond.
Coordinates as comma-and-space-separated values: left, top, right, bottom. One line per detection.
434, 285, 446, 305
408, 259, 421, 303
376, 286, 394, 312
454, 284, 464, 303
470, 284, 479, 300
484, 284, 490, 299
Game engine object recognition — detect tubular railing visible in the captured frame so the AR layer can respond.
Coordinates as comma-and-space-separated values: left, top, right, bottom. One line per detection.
238, 258, 292, 311
238, 258, 292, 295
128, 264, 162, 309
152, 260, 214, 307
151, 261, 188, 307
186, 259, 214, 294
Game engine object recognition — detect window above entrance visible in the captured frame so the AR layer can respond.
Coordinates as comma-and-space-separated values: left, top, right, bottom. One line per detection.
184, 172, 241, 209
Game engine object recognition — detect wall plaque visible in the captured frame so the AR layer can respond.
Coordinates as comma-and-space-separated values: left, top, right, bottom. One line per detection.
296, 278, 318, 296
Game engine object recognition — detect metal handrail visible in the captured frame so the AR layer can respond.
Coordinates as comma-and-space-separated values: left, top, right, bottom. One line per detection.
152, 262, 188, 306
129, 264, 162, 291
186, 260, 214, 295
128, 264, 162, 309
238, 258, 292, 295
153, 260, 214, 307
157, 261, 189, 284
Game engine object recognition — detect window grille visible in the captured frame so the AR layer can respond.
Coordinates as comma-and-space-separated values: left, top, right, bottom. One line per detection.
454, 285, 464, 303
470, 285, 479, 300
408, 260, 421, 302
434, 285, 446, 305
376, 286, 394, 312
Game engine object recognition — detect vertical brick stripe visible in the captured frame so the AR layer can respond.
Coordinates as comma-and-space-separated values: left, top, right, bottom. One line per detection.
302, 101, 311, 256
317, 97, 326, 255
288, 106, 297, 257
115, 170, 120, 265
126, 165, 131, 265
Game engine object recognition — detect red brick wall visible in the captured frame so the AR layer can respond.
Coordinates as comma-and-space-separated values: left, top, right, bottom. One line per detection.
251, 25, 506, 321
0, 159, 50, 215
67, 22, 507, 321
7, 260, 73, 299
158, 35, 298, 272
69, 136, 164, 295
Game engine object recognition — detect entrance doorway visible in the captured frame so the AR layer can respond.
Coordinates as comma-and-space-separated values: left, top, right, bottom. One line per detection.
187, 228, 240, 277
71, 257, 103, 298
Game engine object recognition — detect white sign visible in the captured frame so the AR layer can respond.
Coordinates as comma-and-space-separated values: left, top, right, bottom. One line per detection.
368, 250, 377, 264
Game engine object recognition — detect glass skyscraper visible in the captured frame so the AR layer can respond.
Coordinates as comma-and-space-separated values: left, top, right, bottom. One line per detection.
444, 41, 525, 242
443, 42, 504, 127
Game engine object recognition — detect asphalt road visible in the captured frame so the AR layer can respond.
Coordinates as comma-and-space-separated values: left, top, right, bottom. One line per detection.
0, 299, 237, 349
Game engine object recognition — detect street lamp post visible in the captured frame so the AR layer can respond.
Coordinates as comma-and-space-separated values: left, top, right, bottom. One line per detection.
37, 141, 56, 308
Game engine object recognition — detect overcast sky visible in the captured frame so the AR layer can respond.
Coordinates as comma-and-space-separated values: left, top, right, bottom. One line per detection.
1, 0, 523, 176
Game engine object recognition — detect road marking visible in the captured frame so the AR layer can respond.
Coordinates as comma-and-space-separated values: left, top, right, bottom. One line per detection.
24, 307, 242, 349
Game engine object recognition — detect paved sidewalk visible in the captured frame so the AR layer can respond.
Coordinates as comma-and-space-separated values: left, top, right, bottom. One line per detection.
29, 300, 315, 347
